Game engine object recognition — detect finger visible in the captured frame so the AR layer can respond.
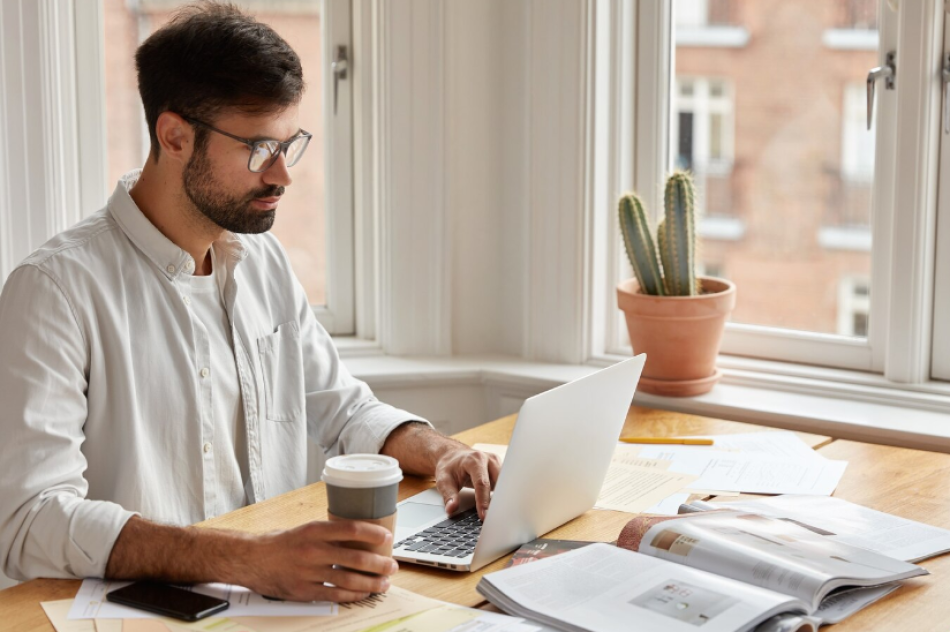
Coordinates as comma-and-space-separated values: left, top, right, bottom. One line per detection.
310, 520, 393, 545
469, 468, 493, 521
435, 472, 462, 515
326, 566, 393, 594
329, 548, 400, 577
311, 585, 374, 603
486, 455, 502, 488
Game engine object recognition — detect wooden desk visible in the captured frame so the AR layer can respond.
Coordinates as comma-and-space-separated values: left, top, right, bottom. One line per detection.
804, 440, 950, 631
1, 406, 830, 631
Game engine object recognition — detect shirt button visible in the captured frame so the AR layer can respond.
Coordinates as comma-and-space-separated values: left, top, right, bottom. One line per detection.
166, 264, 176, 274
182, 295, 191, 305
203, 442, 212, 454
200, 367, 210, 378
185, 260, 195, 272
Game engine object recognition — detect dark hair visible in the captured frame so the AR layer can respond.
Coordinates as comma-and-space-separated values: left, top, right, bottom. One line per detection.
135, 1, 305, 159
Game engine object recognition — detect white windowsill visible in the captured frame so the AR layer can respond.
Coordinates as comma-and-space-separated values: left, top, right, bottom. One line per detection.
675, 26, 750, 48
339, 353, 950, 453
818, 226, 872, 251
823, 29, 879, 51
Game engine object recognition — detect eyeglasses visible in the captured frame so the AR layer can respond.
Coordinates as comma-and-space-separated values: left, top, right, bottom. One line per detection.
182, 116, 312, 173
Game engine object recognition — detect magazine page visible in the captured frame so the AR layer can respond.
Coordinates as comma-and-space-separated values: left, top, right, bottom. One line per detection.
625, 511, 925, 611
715, 495, 950, 563
478, 543, 807, 632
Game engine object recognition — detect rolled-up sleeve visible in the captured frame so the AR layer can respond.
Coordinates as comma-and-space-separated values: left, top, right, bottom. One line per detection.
0, 265, 136, 580
292, 282, 430, 457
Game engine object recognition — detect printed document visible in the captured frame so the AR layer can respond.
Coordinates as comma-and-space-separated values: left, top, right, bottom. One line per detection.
715, 495, 950, 563
630, 445, 847, 495
68, 578, 336, 619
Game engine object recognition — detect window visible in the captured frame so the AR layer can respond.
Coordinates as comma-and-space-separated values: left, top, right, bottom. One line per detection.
96, 0, 355, 334
673, 77, 734, 220
838, 276, 871, 337
601, 0, 948, 382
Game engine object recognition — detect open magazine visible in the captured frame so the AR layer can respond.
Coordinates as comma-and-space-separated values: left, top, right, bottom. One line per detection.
477, 510, 927, 632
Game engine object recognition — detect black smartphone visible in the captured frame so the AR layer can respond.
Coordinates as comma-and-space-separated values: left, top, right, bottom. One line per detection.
106, 581, 229, 621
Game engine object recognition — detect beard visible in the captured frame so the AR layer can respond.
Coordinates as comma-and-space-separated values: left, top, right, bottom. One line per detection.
182, 146, 284, 234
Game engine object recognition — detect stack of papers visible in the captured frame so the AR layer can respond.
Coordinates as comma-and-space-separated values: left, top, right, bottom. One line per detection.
477, 431, 848, 517
622, 432, 848, 510
44, 579, 540, 632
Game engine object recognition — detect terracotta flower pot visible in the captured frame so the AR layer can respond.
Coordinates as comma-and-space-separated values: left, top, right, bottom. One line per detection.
616, 276, 736, 397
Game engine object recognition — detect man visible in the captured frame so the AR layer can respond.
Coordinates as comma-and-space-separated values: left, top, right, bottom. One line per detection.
0, 3, 499, 602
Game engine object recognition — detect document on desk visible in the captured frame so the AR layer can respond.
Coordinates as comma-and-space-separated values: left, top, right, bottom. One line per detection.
594, 464, 698, 513
630, 445, 848, 496
40, 600, 95, 632
475, 444, 695, 513
684, 432, 824, 460
234, 587, 530, 632
716, 495, 950, 563
67, 579, 336, 620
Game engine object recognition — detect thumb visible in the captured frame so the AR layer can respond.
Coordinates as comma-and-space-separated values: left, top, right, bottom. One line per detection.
435, 475, 461, 515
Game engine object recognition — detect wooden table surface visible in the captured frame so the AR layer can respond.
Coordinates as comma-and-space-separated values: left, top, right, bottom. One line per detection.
10, 404, 938, 632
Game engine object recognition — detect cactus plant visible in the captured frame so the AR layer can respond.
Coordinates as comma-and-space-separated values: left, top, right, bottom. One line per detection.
619, 171, 700, 297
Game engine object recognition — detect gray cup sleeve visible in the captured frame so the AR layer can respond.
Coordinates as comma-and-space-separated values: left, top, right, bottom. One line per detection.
326, 482, 400, 519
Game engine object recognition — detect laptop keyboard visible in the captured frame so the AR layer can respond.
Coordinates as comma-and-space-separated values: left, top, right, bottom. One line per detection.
394, 507, 482, 558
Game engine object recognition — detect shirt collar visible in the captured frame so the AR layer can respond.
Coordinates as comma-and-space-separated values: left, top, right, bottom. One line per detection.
108, 170, 248, 282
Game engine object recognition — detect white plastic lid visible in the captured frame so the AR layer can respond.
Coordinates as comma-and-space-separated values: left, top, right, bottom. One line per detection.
322, 454, 403, 488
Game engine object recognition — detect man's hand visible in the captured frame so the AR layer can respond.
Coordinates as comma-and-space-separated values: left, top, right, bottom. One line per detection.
240, 520, 398, 602
381, 422, 502, 520
433, 447, 501, 519
105, 516, 398, 603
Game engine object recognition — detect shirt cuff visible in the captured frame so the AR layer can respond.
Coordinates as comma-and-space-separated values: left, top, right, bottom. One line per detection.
63, 499, 138, 579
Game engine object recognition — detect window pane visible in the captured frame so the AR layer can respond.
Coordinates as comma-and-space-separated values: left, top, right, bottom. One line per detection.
103, 0, 328, 305
673, 0, 877, 337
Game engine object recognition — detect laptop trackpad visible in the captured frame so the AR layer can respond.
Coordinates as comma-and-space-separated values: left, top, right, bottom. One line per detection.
395, 502, 447, 541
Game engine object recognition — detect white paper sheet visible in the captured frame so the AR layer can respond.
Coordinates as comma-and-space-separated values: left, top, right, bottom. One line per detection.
685, 432, 824, 460
594, 465, 697, 513
642, 492, 692, 516
40, 600, 96, 632
67, 579, 337, 620
719, 495, 950, 563
633, 446, 847, 496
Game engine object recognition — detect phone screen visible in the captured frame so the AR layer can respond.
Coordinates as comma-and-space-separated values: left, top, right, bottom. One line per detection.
106, 581, 230, 621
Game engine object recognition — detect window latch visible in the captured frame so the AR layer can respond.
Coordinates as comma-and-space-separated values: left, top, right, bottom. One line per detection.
942, 54, 950, 134
332, 45, 349, 116
867, 51, 896, 131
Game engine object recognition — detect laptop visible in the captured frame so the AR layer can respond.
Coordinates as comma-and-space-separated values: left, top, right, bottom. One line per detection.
392, 354, 647, 572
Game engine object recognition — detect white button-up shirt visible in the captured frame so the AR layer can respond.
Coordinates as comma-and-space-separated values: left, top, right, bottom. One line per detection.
0, 171, 425, 581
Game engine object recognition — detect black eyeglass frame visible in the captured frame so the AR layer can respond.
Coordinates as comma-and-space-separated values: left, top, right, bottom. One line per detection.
181, 115, 312, 173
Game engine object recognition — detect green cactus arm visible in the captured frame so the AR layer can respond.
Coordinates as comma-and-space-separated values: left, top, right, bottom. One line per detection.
618, 193, 667, 296
663, 171, 698, 296
657, 219, 672, 296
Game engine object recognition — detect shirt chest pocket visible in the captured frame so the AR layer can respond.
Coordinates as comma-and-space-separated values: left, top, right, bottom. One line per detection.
257, 322, 305, 422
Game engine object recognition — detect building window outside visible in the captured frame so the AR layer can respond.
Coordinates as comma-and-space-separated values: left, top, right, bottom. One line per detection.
838, 276, 870, 337
103, 0, 333, 311
835, 0, 878, 30
676, 0, 737, 28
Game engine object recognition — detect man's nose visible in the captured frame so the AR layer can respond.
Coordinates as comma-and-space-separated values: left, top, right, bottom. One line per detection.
262, 151, 293, 188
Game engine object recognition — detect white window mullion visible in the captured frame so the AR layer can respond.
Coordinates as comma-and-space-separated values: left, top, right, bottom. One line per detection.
74, 1, 108, 220
929, 8, 950, 381
882, 0, 944, 383
316, 0, 356, 335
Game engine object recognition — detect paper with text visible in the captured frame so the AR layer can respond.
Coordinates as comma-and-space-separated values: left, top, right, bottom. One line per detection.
68, 579, 336, 620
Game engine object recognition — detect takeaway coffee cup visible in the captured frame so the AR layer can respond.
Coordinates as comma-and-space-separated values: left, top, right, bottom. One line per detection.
322, 454, 403, 559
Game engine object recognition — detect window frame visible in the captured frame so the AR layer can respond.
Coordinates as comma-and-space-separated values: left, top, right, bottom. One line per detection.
73, 0, 359, 336
598, 0, 946, 382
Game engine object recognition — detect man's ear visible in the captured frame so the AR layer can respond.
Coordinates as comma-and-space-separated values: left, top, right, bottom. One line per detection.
154, 112, 193, 164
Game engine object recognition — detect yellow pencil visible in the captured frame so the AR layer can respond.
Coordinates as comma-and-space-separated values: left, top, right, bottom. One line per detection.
619, 437, 714, 445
